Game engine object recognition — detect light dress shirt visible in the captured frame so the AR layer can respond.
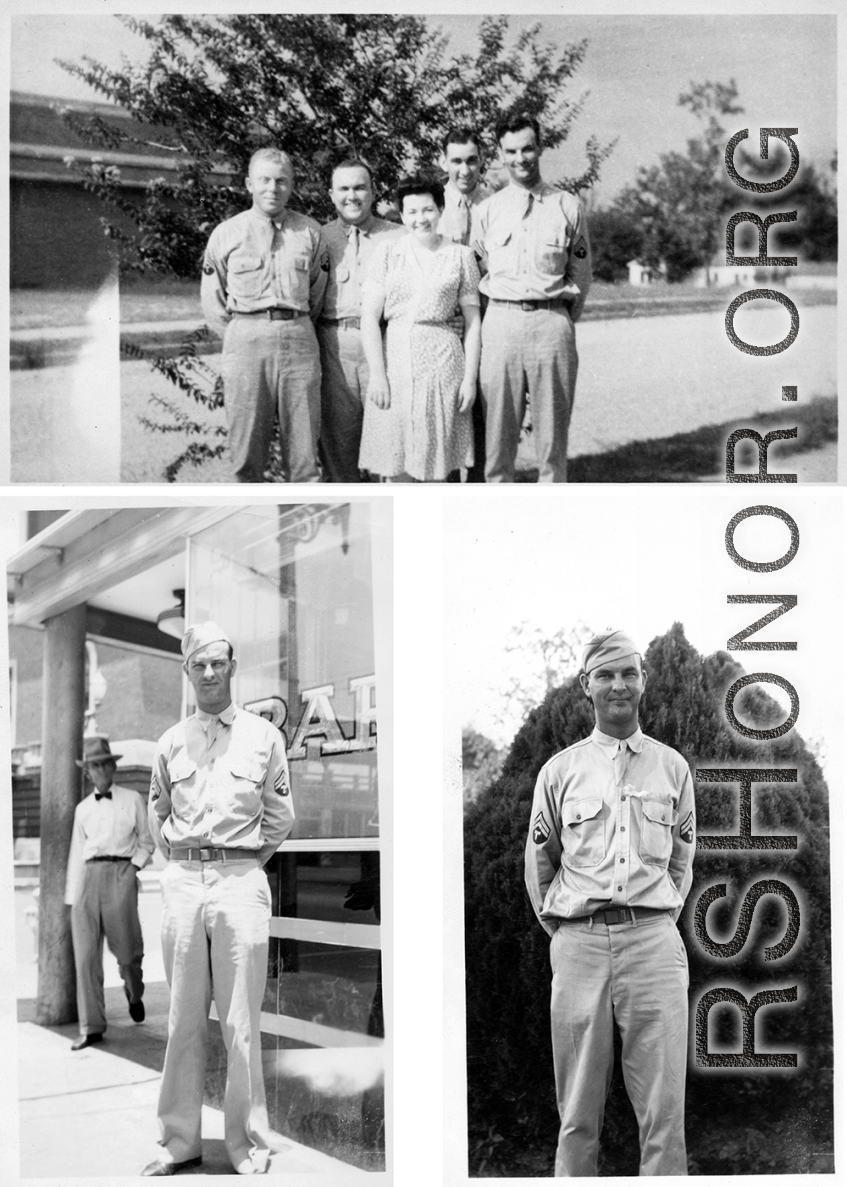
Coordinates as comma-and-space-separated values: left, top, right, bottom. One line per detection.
201, 206, 328, 337
525, 726, 696, 934
471, 180, 592, 317
65, 784, 155, 905
440, 179, 492, 246
149, 702, 295, 867
319, 215, 403, 320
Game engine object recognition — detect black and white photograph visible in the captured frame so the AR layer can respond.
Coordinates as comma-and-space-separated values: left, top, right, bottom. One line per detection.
3, 499, 392, 1178
445, 487, 840, 1178
7, 10, 838, 484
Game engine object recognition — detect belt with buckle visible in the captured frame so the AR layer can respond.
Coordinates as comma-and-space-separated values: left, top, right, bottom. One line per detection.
562, 906, 669, 927
320, 316, 361, 330
236, 308, 305, 321
491, 297, 570, 312
169, 847, 258, 863
87, 855, 131, 863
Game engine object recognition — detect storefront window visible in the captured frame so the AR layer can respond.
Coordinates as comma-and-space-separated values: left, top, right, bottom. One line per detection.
187, 503, 378, 842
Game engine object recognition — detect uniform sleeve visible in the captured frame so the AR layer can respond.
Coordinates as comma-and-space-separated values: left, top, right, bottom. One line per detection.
148, 740, 174, 859
524, 764, 563, 937
257, 729, 296, 866
566, 200, 592, 322
469, 206, 489, 277
131, 790, 156, 870
64, 804, 85, 906
200, 227, 231, 339
458, 247, 481, 307
308, 231, 330, 319
668, 762, 696, 919
362, 239, 390, 299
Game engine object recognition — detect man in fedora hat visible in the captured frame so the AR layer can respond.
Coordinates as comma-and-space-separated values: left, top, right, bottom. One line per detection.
143, 622, 294, 1177
65, 735, 155, 1050
524, 630, 696, 1176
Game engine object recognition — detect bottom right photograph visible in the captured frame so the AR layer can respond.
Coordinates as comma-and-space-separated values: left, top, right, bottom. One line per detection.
444, 488, 839, 1179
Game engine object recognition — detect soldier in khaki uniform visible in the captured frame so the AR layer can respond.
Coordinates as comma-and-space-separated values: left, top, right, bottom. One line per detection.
525, 631, 695, 1176
317, 160, 401, 482
201, 148, 328, 483
143, 622, 294, 1177
438, 127, 492, 483
472, 114, 592, 483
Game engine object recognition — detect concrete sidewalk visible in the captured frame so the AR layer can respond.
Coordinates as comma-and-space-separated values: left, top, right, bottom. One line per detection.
16, 985, 368, 1180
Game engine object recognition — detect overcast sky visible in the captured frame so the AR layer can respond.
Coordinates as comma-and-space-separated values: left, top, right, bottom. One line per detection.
443, 489, 841, 779
10, 8, 837, 203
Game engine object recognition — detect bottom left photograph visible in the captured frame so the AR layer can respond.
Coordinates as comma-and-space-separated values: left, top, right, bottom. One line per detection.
5, 499, 391, 1180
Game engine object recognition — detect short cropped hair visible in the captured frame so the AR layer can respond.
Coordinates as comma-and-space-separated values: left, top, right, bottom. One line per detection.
396, 173, 445, 212
248, 147, 293, 174
330, 158, 374, 185
495, 112, 542, 146
441, 126, 482, 155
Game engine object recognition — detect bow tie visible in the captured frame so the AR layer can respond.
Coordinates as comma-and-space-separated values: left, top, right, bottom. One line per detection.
95, 791, 112, 800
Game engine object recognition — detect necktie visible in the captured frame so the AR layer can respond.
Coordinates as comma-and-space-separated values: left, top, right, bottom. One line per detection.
349, 225, 360, 288
525, 191, 534, 218
614, 739, 628, 788
457, 196, 471, 245
95, 791, 112, 800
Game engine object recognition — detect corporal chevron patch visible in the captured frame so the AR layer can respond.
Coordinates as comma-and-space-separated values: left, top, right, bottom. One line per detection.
532, 812, 551, 845
679, 810, 694, 844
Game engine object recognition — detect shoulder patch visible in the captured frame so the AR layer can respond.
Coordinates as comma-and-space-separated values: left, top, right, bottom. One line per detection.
679, 810, 694, 844
150, 774, 161, 803
532, 811, 551, 845
573, 236, 588, 260
203, 264, 215, 275
274, 768, 290, 797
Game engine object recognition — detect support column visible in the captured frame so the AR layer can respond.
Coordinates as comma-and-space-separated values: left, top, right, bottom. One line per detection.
36, 603, 86, 1026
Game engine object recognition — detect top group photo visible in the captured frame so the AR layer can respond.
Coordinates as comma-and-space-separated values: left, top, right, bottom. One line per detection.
8, 11, 838, 485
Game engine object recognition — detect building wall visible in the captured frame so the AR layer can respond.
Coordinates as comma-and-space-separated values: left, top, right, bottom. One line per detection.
11, 179, 119, 290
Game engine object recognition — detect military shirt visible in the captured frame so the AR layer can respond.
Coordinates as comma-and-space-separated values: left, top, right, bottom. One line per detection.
65, 784, 154, 905
525, 726, 695, 935
471, 181, 591, 318
201, 206, 328, 338
149, 702, 295, 867
319, 215, 402, 320
440, 179, 493, 247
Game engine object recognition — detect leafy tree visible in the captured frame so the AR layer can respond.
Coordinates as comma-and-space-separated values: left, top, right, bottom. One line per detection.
497, 620, 594, 735
464, 623, 832, 1176
587, 206, 644, 283
462, 728, 506, 810
58, 14, 613, 478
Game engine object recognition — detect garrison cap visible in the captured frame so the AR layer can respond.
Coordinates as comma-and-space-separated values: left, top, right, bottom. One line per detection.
181, 620, 231, 662
581, 630, 640, 675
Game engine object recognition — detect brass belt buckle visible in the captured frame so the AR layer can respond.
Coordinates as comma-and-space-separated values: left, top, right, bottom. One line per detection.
198, 848, 214, 862
520, 301, 536, 312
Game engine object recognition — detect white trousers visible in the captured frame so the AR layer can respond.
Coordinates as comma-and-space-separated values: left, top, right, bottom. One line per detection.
157, 858, 272, 1172
549, 912, 689, 1176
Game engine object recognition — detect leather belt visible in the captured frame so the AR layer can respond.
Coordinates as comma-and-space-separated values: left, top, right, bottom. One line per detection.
562, 906, 669, 927
490, 297, 570, 312
320, 316, 361, 330
235, 308, 305, 321
169, 847, 257, 863
87, 855, 131, 863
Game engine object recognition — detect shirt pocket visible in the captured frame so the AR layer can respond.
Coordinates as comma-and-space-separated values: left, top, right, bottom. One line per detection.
486, 229, 513, 277
224, 756, 266, 817
536, 229, 567, 276
639, 799, 678, 865
167, 754, 198, 819
561, 797, 605, 868
227, 252, 264, 299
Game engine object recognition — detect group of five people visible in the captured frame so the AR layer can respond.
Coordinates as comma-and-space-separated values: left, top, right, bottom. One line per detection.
201, 113, 592, 485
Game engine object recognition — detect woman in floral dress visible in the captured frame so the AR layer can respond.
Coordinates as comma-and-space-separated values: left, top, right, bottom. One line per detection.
358, 174, 481, 482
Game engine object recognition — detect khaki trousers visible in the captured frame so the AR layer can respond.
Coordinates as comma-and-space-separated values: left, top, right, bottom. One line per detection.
480, 302, 577, 483
549, 913, 689, 1176
157, 858, 272, 1173
316, 322, 369, 483
221, 315, 321, 483
71, 859, 144, 1035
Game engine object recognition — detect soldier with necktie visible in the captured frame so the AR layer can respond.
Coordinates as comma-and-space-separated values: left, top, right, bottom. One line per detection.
438, 127, 492, 483
472, 113, 592, 483
65, 736, 155, 1050
317, 160, 402, 482
525, 631, 695, 1176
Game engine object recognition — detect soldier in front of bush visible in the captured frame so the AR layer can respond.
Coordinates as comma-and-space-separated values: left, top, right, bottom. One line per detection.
524, 630, 696, 1176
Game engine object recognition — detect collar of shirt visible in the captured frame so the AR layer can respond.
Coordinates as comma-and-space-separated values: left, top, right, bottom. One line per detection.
340, 214, 376, 238
249, 206, 288, 233
195, 701, 237, 734
506, 179, 551, 205
591, 725, 645, 754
